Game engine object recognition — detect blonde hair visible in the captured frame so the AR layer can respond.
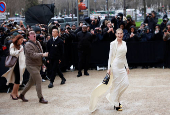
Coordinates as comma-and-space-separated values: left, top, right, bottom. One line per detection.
106, 20, 111, 25
116, 28, 123, 33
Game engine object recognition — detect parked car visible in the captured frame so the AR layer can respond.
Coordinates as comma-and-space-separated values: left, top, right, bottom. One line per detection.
49, 17, 77, 28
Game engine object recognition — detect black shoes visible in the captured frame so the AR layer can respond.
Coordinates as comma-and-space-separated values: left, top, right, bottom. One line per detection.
48, 78, 66, 87
77, 72, 89, 77
77, 73, 82, 77
61, 78, 66, 85
48, 82, 53, 88
84, 72, 89, 76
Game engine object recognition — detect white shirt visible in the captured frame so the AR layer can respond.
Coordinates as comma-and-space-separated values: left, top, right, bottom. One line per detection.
53, 36, 58, 41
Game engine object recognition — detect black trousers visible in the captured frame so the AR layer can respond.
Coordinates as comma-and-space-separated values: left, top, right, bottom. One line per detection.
49, 58, 64, 83
78, 50, 91, 74
14, 59, 20, 84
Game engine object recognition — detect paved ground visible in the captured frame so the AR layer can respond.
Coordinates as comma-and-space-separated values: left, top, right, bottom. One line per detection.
0, 68, 170, 115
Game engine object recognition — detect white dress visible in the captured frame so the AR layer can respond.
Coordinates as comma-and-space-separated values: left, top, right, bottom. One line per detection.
106, 39, 129, 107
89, 39, 129, 112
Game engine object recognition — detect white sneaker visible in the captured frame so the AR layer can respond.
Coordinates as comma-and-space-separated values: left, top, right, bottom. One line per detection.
42, 79, 46, 82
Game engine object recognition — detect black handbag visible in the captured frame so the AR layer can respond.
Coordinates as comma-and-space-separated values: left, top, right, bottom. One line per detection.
102, 73, 110, 85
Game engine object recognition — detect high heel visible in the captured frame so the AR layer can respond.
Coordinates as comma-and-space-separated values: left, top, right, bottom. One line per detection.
10, 94, 18, 100
119, 103, 122, 108
114, 106, 122, 111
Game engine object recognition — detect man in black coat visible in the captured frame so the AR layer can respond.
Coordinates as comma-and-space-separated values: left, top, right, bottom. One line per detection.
144, 11, 158, 33
76, 25, 92, 77
47, 29, 66, 88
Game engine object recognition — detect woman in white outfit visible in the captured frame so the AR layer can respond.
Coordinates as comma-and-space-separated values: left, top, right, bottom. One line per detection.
89, 28, 129, 112
2, 35, 25, 100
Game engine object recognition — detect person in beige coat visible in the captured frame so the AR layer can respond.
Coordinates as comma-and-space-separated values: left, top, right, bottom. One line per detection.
2, 35, 26, 100
89, 28, 129, 112
18, 31, 49, 104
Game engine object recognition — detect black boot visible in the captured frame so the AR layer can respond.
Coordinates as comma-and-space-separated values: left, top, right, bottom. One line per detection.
61, 78, 66, 85
48, 82, 53, 88
84, 72, 89, 76
77, 72, 82, 77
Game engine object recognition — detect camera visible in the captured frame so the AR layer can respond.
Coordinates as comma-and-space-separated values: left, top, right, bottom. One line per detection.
164, 29, 167, 32
94, 28, 98, 33
148, 13, 152, 18
56, 23, 60, 27
163, 18, 168, 23
66, 27, 71, 32
127, 18, 131, 21
117, 16, 121, 20
92, 20, 95, 24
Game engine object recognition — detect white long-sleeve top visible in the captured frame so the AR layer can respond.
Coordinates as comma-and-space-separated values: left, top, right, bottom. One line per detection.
108, 39, 128, 70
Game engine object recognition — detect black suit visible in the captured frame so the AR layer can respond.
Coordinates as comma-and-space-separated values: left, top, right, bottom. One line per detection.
47, 37, 65, 83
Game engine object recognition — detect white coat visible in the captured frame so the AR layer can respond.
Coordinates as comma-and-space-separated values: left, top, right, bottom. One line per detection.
2, 43, 26, 85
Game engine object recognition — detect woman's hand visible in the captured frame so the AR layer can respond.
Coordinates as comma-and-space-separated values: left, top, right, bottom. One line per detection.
126, 68, 130, 74
107, 69, 111, 75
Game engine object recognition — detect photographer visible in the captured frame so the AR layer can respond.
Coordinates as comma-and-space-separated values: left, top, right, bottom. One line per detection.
125, 15, 136, 32
60, 28, 67, 43
84, 16, 100, 30
74, 22, 84, 35
71, 24, 77, 32
141, 26, 153, 42
163, 21, 170, 41
94, 27, 103, 41
65, 26, 76, 43
127, 25, 140, 42
160, 18, 168, 33
152, 24, 163, 41
144, 11, 158, 33
115, 12, 124, 30
103, 21, 116, 41
90, 27, 103, 42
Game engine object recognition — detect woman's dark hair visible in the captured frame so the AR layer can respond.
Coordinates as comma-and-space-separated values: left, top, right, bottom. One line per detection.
80, 0, 83, 2
13, 35, 23, 50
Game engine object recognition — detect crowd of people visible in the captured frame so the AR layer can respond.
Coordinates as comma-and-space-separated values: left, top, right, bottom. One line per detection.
0, 10, 170, 108
0, 11, 170, 84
